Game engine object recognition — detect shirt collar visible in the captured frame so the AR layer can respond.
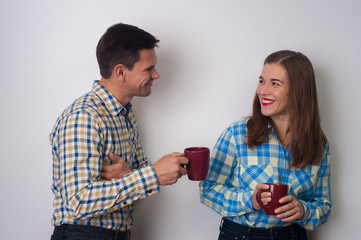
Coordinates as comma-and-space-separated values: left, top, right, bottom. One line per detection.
267, 120, 278, 138
267, 121, 273, 130
92, 80, 131, 116
267, 120, 285, 145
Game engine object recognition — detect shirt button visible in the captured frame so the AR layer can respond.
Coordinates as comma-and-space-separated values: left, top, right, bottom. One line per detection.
281, 157, 284, 160
280, 175, 284, 178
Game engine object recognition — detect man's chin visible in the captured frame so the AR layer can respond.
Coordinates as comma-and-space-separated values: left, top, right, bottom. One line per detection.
137, 90, 152, 97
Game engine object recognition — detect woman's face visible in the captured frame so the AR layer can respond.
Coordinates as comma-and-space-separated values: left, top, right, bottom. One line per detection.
257, 63, 290, 122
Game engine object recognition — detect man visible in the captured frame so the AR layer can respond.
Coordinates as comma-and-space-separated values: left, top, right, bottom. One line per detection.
50, 23, 189, 240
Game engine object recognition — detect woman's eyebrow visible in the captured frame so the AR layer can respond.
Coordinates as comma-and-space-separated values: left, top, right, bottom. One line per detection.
271, 78, 284, 84
259, 76, 284, 84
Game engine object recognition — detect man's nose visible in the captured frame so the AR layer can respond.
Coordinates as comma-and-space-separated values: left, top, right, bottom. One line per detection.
151, 68, 160, 79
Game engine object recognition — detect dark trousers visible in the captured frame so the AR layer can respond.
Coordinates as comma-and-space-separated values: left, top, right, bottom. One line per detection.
218, 218, 307, 240
50, 224, 131, 240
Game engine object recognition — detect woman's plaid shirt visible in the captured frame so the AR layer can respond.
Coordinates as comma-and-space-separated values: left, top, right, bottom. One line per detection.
49, 81, 159, 231
200, 119, 331, 230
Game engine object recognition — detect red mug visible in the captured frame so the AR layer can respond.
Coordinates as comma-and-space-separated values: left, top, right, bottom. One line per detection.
256, 183, 288, 215
184, 147, 210, 181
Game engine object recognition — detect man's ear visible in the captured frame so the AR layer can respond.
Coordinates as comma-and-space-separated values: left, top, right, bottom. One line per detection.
114, 64, 127, 81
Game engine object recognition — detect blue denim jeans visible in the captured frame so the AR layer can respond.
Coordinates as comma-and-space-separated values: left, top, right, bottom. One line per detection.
218, 218, 307, 240
50, 224, 131, 240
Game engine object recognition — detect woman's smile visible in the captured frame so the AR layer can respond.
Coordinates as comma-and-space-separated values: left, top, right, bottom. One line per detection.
261, 98, 276, 106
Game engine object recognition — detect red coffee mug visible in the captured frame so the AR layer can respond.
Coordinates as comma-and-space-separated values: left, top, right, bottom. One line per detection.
256, 183, 288, 215
184, 147, 210, 181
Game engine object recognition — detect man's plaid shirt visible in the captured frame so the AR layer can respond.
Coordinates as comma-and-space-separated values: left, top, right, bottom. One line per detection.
50, 81, 159, 231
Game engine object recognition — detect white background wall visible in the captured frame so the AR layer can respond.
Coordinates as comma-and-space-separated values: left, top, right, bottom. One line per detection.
1, 0, 360, 239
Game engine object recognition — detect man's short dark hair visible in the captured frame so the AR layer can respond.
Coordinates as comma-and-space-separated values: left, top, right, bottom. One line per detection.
96, 23, 159, 78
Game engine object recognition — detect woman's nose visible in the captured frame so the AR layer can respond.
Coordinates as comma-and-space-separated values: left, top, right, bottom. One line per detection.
258, 83, 270, 95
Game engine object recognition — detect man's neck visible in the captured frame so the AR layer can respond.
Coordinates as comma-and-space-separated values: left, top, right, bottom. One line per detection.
99, 77, 131, 106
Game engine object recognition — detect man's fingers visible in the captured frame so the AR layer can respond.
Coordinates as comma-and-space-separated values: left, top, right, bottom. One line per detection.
101, 164, 111, 172
180, 166, 188, 176
100, 172, 111, 180
109, 152, 125, 163
170, 152, 185, 158
178, 157, 189, 165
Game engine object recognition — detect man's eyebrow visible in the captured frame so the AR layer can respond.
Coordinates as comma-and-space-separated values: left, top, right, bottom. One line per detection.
145, 65, 155, 71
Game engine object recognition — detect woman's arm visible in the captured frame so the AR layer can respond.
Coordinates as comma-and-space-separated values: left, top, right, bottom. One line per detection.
295, 146, 332, 230
199, 125, 256, 217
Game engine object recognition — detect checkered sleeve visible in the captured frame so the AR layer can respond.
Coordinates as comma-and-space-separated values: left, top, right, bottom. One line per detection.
295, 145, 332, 230
128, 112, 149, 170
57, 110, 159, 221
200, 125, 255, 217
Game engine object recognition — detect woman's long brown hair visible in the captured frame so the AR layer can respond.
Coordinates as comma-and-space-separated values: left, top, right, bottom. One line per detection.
246, 50, 328, 168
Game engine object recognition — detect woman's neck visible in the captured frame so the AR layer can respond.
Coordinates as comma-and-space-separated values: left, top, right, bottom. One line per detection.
271, 116, 291, 147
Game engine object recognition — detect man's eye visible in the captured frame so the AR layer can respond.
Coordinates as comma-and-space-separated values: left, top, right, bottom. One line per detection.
146, 66, 155, 72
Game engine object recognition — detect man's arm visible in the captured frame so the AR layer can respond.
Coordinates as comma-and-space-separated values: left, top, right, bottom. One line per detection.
101, 152, 189, 185
100, 153, 132, 180
55, 111, 159, 221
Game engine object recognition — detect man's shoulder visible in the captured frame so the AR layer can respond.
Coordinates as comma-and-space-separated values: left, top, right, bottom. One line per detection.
62, 91, 99, 118
49, 91, 105, 142
51, 91, 102, 128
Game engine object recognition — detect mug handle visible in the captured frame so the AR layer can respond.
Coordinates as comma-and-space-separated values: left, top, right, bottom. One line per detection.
256, 189, 271, 210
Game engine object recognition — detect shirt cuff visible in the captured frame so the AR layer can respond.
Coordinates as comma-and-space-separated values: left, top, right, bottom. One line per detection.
133, 165, 160, 198
243, 190, 257, 214
295, 200, 310, 224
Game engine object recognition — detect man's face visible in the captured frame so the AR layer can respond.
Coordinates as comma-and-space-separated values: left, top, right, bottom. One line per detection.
123, 49, 160, 98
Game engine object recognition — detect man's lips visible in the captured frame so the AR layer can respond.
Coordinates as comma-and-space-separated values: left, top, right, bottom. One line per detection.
261, 98, 275, 106
145, 79, 153, 87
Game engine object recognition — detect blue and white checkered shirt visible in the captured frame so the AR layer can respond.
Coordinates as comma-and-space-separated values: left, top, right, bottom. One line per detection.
50, 81, 159, 231
199, 119, 331, 230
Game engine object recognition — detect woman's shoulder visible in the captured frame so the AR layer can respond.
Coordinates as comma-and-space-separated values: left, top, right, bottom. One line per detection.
227, 118, 249, 135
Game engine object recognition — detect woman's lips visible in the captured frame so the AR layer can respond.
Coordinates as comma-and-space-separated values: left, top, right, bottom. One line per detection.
261, 98, 275, 106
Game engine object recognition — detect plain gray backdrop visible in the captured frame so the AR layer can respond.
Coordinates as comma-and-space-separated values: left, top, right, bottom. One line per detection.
1, 0, 360, 239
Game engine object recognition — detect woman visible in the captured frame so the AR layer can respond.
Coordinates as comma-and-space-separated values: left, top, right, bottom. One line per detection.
199, 50, 331, 240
